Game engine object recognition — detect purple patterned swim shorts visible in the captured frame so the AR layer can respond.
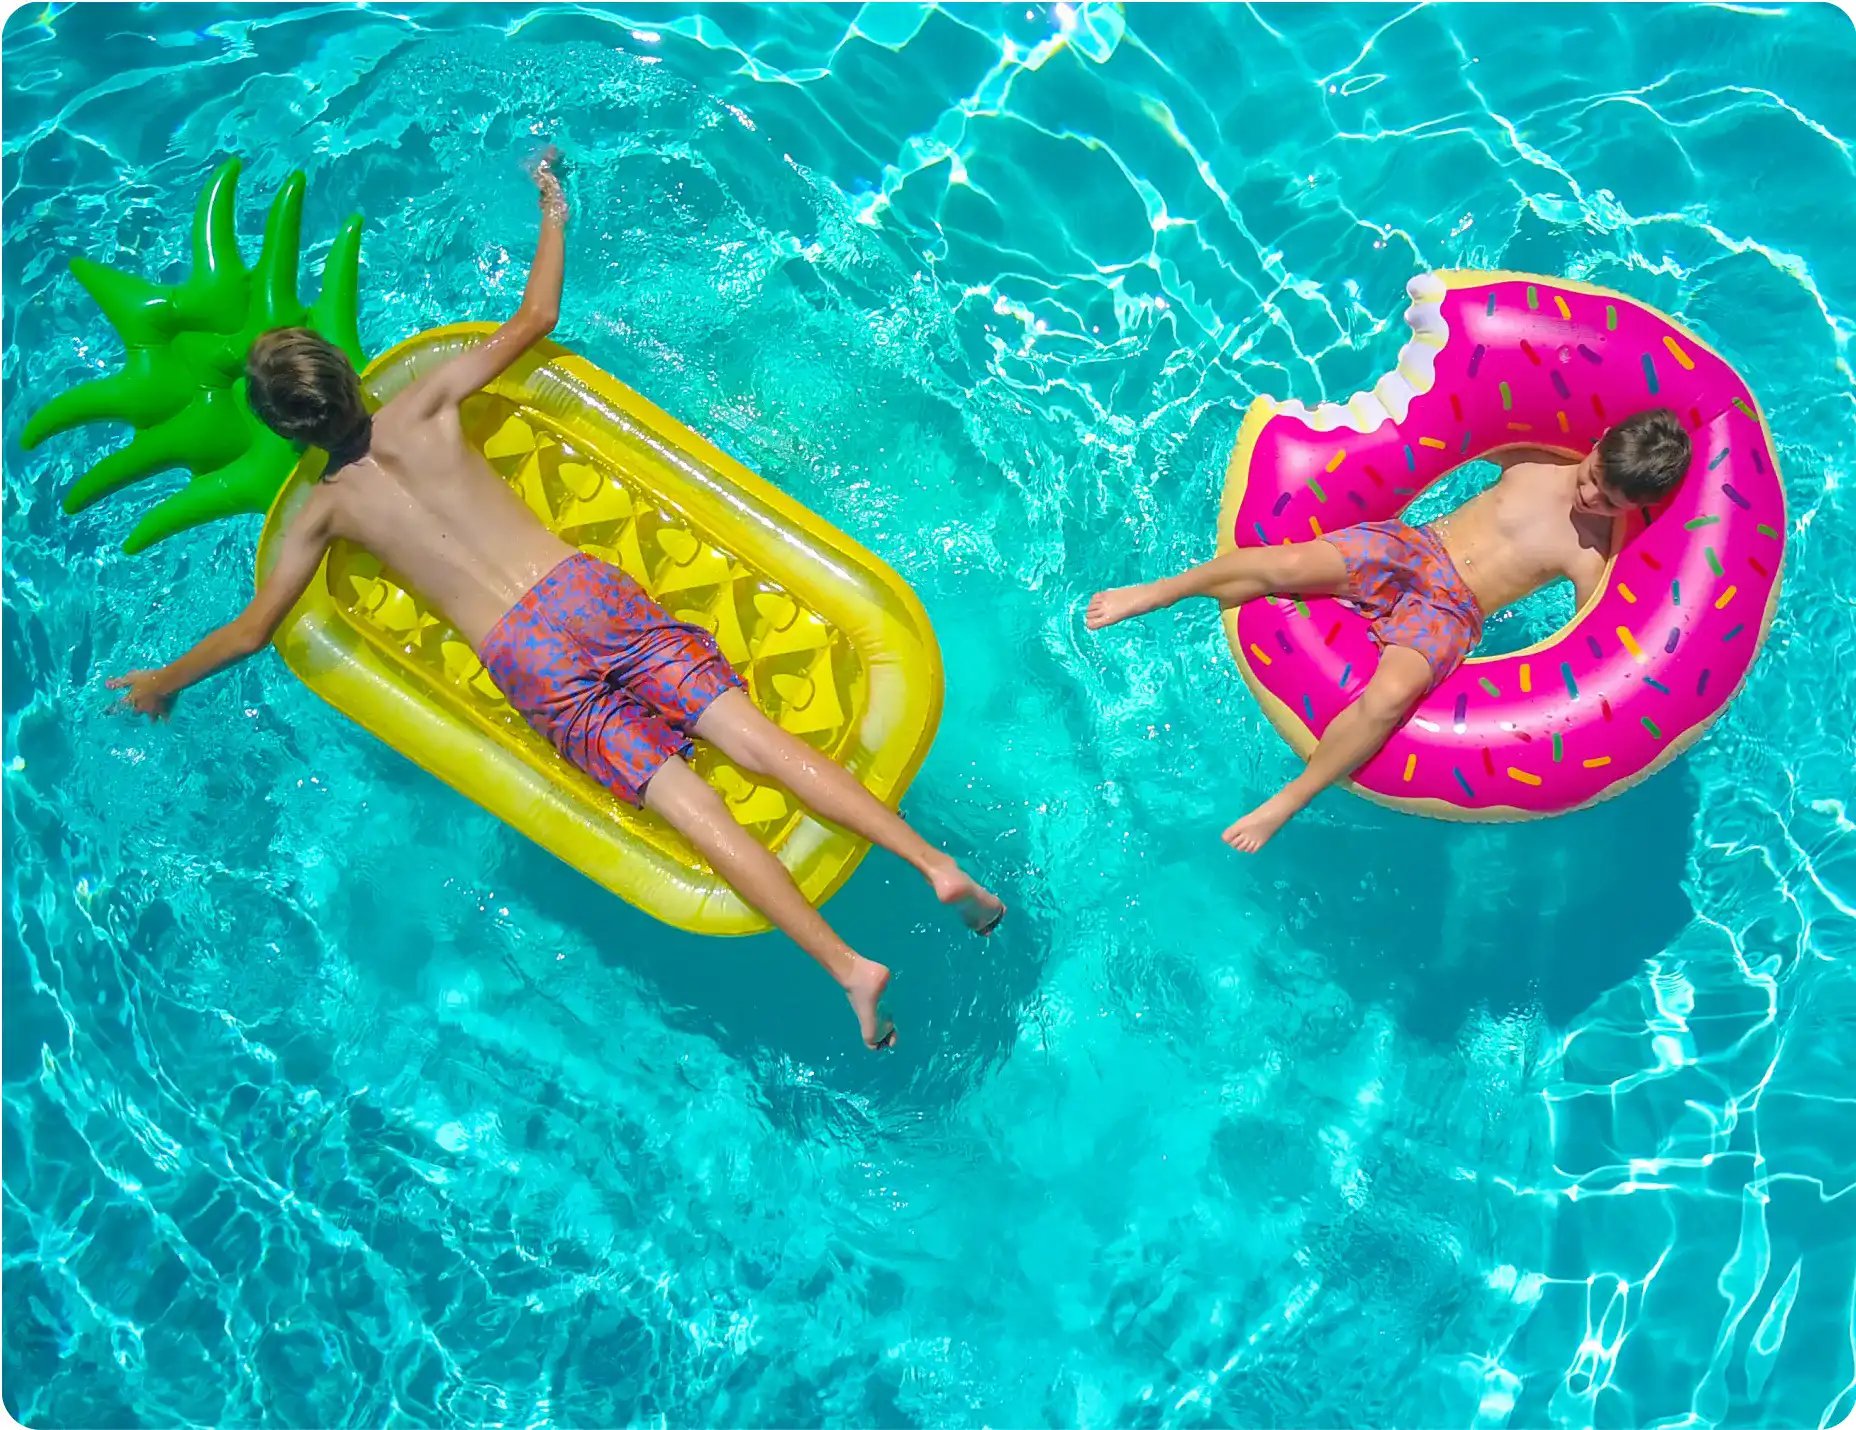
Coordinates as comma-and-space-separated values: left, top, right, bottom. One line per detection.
480, 554, 744, 804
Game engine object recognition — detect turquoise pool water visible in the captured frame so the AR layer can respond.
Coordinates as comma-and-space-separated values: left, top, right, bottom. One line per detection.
6, 2, 1856, 1424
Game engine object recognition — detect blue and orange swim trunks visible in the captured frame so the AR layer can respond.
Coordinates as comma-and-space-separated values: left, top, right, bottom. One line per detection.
481, 553, 744, 805
1321, 519, 1484, 687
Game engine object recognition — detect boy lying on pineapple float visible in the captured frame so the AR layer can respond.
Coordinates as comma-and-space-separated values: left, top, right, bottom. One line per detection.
113, 151, 1003, 1050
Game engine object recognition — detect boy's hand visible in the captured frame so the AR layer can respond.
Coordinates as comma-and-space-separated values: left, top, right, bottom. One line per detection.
107, 670, 174, 721
527, 145, 568, 225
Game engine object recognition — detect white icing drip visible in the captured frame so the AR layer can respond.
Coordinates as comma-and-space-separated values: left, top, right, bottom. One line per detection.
1269, 273, 1452, 434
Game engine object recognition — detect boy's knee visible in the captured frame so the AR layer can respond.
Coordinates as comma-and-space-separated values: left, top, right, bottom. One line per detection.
1361, 657, 1430, 722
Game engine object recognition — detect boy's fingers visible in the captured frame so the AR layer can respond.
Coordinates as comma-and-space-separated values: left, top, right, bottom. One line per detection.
104, 676, 126, 688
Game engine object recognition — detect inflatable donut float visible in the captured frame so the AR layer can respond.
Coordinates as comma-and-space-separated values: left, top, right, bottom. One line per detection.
1220, 270, 1784, 819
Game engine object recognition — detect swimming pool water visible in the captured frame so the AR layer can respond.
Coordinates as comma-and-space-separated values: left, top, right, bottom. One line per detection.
5, 3, 1856, 1424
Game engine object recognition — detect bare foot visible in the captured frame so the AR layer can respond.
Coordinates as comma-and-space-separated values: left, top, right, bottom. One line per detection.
929, 861, 1007, 935
1222, 796, 1297, 853
1085, 582, 1170, 631
845, 957, 896, 1049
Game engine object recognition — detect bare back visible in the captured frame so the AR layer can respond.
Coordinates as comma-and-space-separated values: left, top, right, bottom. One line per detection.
318, 402, 575, 648
1429, 457, 1615, 614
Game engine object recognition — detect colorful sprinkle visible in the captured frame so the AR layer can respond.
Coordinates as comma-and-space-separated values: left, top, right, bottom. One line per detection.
1664, 626, 1681, 654
1403, 753, 1417, 782
1469, 343, 1486, 378
1748, 555, 1767, 577
1453, 693, 1468, 734
1487, 293, 1498, 317
1670, 578, 1680, 605
1697, 668, 1712, 696
1561, 663, 1579, 700
1272, 492, 1292, 516
1481, 747, 1496, 776
1249, 643, 1272, 666
1723, 623, 1744, 642
1605, 304, 1618, 331
1326, 449, 1346, 473
1577, 343, 1602, 364
1685, 515, 1721, 530
1325, 621, 1343, 646
1348, 490, 1367, 510
1644, 676, 1671, 694
1393, 486, 1415, 496
1526, 285, 1539, 310
1339, 662, 1352, 688
1723, 484, 1750, 509
1756, 523, 1780, 540
1592, 393, 1608, 422
1479, 676, 1501, 698
1734, 397, 1756, 419
1753, 449, 1765, 475
1419, 436, 1447, 450
1688, 406, 1703, 431
1557, 410, 1570, 433
1309, 515, 1324, 538
1303, 693, 1315, 724
1663, 335, 1695, 371
1601, 697, 1614, 722
1499, 381, 1513, 412
1454, 767, 1474, 797
1586, 634, 1604, 659
1404, 444, 1416, 471
1294, 599, 1311, 620
1641, 353, 1659, 394
1459, 429, 1473, 455
1307, 476, 1328, 502
1277, 630, 1293, 654
1519, 662, 1532, 693
1520, 339, 1541, 366
1450, 393, 1464, 422
1641, 550, 1663, 571
1715, 584, 1737, 609
1550, 371, 1570, 399
1552, 731, 1563, 763
1553, 294, 1572, 321
1254, 521, 1269, 543
1708, 447, 1730, 470
1584, 755, 1612, 769
1706, 547, 1723, 576
1618, 583, 1637, 604
1641, 716, 1663, 739
1508, 767, 1542, 786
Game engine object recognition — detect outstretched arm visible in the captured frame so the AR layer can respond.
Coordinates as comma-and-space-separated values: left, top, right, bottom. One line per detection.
391, 150, 569, 419
110, 491, 337, 719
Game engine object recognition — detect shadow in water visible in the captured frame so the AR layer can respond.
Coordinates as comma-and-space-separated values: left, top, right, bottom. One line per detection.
498, 812, 1047, 1101
1264, 762, 1700, 1042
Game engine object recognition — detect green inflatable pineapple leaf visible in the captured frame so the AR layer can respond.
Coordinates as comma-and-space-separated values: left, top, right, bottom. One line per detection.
22, 157, 365, 554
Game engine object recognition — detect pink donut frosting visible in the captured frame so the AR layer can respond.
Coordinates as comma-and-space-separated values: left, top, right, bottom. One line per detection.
1221, 270, 1784, 818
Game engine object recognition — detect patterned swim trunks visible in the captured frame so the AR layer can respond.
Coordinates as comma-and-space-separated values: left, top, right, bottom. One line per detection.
480, 553, 744, 805
1321, 519, 1484, 688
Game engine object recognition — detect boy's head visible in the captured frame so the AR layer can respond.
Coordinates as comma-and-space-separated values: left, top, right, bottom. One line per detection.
1575, 407, 1691, 515
246, 328, 370, 467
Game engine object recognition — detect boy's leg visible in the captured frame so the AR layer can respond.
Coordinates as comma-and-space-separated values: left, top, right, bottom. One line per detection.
1223, 644, 1431, 853
1086, 539, 1348, 630
692, 689, 1005, 934
643, 756, 898, 1049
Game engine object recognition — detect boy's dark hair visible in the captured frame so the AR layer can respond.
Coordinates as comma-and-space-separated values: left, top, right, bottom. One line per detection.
1598, 407, 1691, 504
246, 328, 371, 468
